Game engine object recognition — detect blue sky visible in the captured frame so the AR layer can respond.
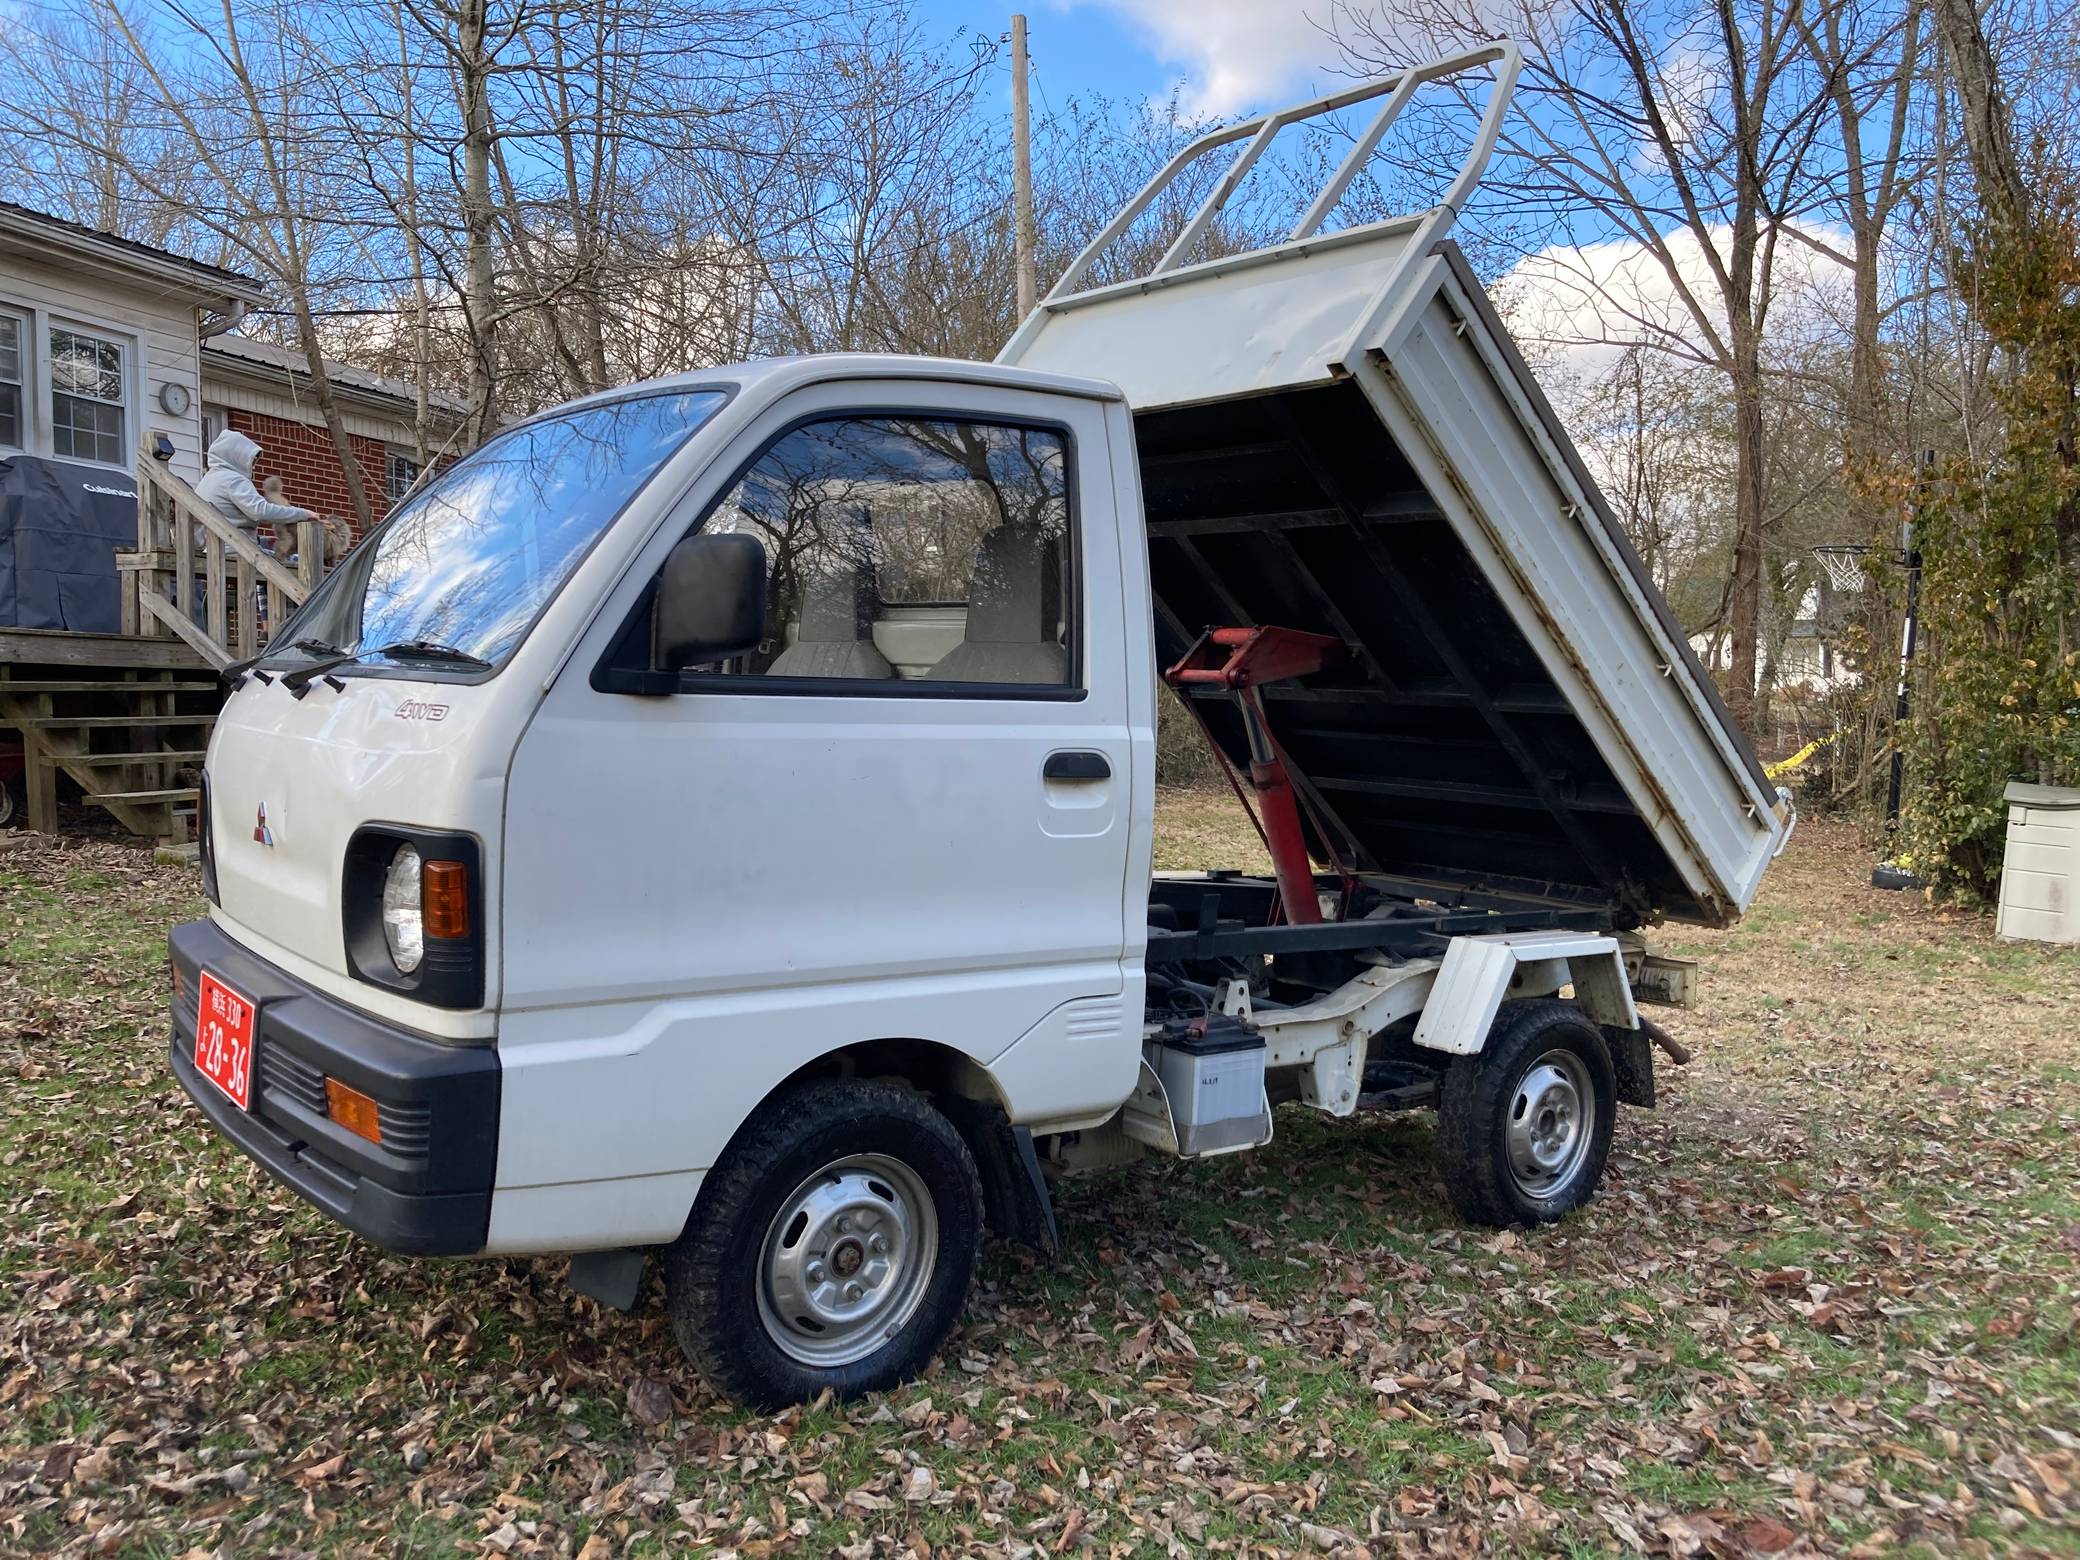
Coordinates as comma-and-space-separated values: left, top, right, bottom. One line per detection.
911, 0, 1352, 118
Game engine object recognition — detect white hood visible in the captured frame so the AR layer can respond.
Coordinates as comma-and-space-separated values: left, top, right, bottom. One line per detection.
207, 428, 263, 477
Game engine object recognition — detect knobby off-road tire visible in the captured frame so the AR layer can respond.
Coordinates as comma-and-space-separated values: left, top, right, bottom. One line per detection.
664, 1078, 984, 1410
1436, 999, 1616, 1228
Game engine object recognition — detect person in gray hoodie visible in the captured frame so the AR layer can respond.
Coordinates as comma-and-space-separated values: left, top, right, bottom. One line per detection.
195, 429, 318, 533
193, 428, 325, 637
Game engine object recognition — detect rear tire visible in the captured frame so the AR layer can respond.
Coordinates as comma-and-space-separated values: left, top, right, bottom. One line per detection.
664, 1078, 983, 1410
1436, 1000, 1615, 1227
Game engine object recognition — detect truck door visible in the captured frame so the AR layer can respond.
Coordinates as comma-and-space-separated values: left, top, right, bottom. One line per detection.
494, 377, 1141, 1234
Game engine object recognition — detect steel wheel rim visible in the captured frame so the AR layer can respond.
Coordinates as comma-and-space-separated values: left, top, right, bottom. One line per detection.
1504, 1048, 1596, 1199
755, 1152, 939, 1368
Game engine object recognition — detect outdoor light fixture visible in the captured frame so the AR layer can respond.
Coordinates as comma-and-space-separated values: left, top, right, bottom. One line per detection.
150, 432, 176, 462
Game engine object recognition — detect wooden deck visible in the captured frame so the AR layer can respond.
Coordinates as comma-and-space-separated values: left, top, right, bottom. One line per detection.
0, 626, 209, 671
1, 628, 218, 839
1, 435, 336, 841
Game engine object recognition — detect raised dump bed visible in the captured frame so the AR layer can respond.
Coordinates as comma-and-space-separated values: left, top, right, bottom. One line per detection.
1000, 42, 1787, 929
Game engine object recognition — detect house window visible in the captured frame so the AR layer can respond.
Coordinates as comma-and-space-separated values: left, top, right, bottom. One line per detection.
385, 446, 422, 502
0, 314, 22, 449
49, 325, 126, 465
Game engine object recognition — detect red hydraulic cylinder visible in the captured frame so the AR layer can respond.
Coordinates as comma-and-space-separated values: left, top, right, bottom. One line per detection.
1248, 747, 1321, 923
1164, 625, 1342, 925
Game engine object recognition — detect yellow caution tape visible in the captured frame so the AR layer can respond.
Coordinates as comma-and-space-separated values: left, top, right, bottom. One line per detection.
1765, 731, 1839, 780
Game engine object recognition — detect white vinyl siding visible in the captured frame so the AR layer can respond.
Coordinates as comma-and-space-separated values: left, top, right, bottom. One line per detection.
0, 260, 204, 479
201, 373, 435, 445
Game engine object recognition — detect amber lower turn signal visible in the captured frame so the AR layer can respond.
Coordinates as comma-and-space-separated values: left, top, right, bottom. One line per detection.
422, 859, 471, 939
324, 1077, 383, 1145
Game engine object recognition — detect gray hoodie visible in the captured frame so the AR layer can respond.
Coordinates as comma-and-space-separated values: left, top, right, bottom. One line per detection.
194, 429, 316, 529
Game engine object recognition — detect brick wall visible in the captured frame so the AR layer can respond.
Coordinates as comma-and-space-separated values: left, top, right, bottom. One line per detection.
224, 409, 394, 542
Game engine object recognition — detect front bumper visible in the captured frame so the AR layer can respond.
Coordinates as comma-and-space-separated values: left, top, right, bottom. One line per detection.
169, 918, 499, 1256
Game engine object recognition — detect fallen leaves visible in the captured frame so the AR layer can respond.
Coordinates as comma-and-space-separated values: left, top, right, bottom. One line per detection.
0, 820, 2076, 1556
623, 1374, 673, 1428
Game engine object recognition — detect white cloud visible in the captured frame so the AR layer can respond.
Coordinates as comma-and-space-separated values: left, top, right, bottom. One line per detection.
1060, 0, 1343, 116
1496, 223, 1856, 390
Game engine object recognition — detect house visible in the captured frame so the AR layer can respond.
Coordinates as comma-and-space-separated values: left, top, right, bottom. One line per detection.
200, 334, 467, 540
1, 200, 461, 633
1688, 584, 1857, 700
0, 200, 265, 631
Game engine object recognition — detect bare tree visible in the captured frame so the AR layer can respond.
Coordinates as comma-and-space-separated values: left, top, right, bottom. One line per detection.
9, 0, 381, 531
1336, 0, 1842, 727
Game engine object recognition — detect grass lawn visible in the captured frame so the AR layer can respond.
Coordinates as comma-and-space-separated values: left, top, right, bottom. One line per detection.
1, 794, 2076, 1557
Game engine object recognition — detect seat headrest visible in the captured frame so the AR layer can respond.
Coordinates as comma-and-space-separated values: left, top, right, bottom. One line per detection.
795, 557, 877, 643
964, 526, 1061, 645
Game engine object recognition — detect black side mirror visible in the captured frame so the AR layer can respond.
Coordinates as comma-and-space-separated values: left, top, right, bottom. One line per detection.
655, 532, 766, 670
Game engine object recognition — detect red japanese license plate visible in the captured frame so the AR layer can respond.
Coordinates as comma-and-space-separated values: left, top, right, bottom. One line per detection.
194, 971, 257, 1111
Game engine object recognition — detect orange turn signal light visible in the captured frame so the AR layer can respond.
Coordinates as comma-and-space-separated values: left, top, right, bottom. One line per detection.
325, 1077, 383, 1145
422, 859, 471, 939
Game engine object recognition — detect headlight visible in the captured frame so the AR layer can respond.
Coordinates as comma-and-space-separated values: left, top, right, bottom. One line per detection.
381, 844, 425, 972
343, 827, 483, 1008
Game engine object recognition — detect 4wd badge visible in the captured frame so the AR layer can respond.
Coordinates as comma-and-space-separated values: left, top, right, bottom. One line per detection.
395, 699, 450, 722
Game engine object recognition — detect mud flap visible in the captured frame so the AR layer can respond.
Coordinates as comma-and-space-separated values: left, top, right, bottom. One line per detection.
939, 1098, 1058, 1254
1605, 1025, 1657, 1108
569, 1248, 648, 1311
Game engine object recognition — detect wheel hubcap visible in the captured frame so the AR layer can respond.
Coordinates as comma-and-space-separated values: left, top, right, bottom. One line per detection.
756, 1153, 938, 1368
1505, 1049, 1596, 1199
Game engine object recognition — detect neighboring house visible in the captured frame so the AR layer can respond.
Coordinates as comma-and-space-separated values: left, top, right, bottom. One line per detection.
200, 334, 466, 540
0, 200, 461, 633
1689, 585, 1856, 697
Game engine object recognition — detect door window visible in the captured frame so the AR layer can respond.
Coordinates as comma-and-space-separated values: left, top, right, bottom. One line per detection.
49, 325, 126, 465
698, 415, 1075, 689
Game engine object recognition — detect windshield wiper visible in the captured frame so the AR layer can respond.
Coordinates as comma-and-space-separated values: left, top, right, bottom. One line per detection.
278, 638, 490, 694
379, 639, 491, 669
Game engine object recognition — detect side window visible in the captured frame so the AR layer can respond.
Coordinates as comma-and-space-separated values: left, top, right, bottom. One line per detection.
700, 415, 1075, 689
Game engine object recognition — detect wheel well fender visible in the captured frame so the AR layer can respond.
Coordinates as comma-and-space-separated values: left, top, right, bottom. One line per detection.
1413, 934, 1638, 1056
730, 1038, 1055, 1254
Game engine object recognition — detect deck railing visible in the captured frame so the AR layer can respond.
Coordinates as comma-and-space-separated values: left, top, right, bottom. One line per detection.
119, 435, 338, 669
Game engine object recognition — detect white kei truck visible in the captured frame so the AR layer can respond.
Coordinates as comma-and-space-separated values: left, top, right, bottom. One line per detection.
169, 45, 1791, 1409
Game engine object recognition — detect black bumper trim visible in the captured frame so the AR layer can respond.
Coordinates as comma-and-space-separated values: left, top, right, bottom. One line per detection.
169, 918, 498, 1257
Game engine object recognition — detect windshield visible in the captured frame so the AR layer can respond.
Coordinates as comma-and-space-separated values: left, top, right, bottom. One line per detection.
275, 388, 729, 671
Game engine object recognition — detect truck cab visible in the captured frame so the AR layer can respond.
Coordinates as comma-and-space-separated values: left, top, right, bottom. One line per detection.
171, 44, 1790, 1409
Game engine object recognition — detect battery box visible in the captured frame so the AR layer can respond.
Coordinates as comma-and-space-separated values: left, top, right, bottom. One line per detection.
1146, 1014, 1272, 1156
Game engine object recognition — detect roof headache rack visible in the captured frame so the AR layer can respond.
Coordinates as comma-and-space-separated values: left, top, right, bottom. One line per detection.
1002, 39, 1522, 363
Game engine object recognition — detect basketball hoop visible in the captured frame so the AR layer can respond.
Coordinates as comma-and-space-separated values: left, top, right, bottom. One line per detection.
1812, 543, 1871, 593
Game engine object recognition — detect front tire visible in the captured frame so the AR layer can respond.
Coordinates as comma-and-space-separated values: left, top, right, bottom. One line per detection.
1436, 1000, 1615, 1227
664, 1078, 983, 1409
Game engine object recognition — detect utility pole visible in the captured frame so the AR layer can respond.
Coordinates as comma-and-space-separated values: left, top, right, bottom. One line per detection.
1010, 13, 1037, 319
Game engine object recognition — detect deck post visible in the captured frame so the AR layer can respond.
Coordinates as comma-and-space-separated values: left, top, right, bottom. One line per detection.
298, 520, 325, 595
26, 751, 59, 834
206, 535, 228, 649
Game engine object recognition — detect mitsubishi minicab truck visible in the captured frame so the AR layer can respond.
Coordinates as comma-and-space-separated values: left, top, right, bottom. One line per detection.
169, 45, 1791, 1408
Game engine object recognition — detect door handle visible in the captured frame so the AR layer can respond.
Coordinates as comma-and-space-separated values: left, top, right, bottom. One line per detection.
1044, 750, 1111, 781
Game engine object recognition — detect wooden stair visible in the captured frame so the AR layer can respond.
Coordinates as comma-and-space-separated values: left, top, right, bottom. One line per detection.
2, 438, 342, 843
0, 629, 220, 841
